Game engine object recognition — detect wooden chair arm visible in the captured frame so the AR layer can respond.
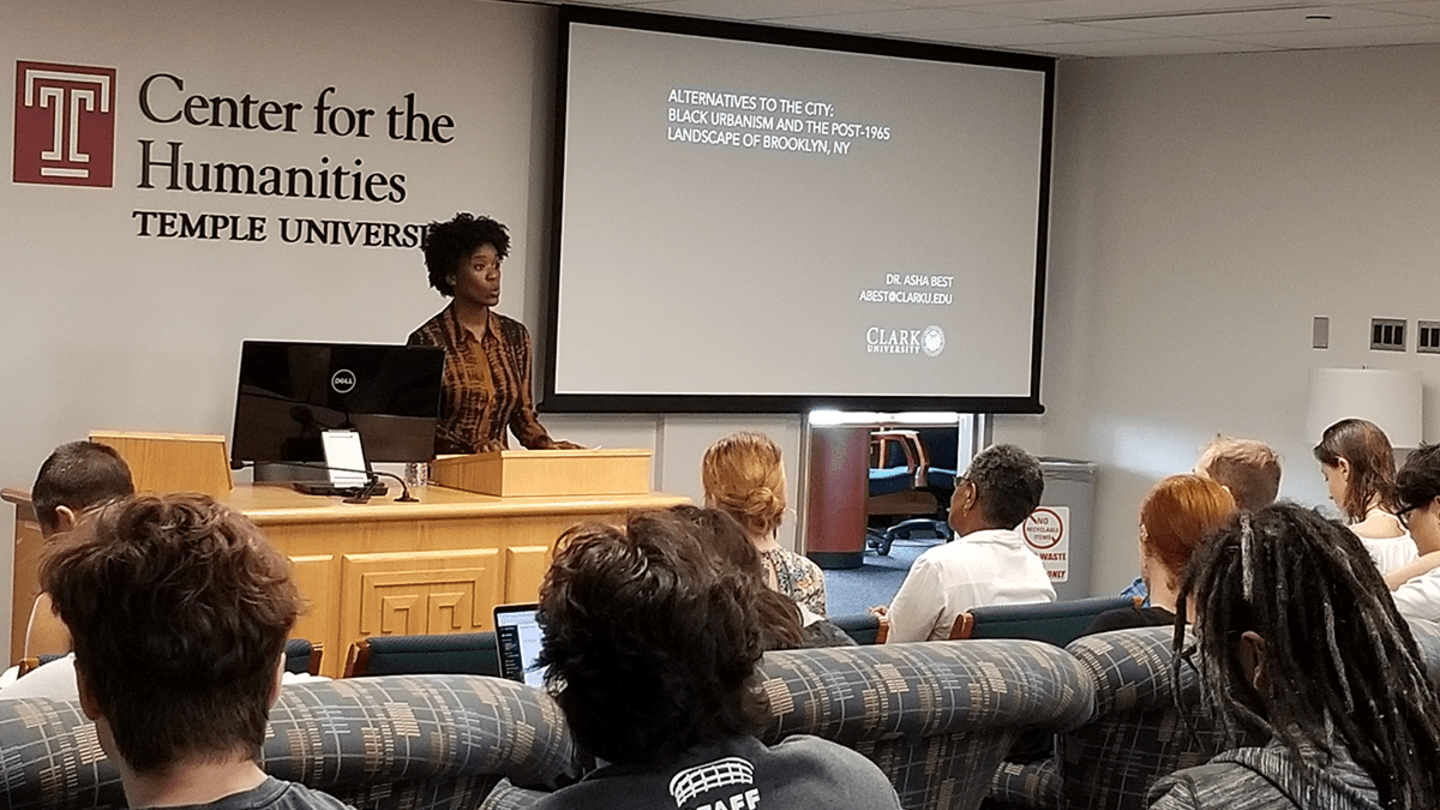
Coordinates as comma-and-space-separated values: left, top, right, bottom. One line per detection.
949, 612, 976, 640
871, 429, 930, 488
343, 639, 371, 678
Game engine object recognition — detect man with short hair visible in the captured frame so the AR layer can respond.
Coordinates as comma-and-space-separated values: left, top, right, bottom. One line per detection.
31, 440, 134, 537
25, 440, 135, 658
1194, 436, 1282, 511
882, 444, 1055, 643
40, 492, 353, 810
532, 511, 901, 809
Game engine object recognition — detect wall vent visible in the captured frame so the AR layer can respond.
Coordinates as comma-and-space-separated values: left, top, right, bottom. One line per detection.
1371, 318, 1406, 352
1419, 321, 1440, 354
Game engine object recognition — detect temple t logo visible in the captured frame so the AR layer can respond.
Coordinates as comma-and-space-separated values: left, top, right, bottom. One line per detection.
13, 61, 116, 187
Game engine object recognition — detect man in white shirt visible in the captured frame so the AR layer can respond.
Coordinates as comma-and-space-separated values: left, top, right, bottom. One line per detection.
883, 444, 1055, 643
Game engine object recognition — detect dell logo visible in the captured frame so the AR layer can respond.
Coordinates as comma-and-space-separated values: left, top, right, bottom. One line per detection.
331, 369, 356, 393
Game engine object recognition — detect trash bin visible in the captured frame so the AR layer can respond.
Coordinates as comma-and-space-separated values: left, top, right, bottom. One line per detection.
1021, 458, 1098, 601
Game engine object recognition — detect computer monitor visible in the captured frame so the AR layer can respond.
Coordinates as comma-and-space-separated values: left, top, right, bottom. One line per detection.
229, 340, 445, 468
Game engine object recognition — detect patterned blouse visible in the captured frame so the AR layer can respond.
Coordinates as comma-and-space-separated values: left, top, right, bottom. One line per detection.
758, 547, 828, 617
407, 304, 554, 454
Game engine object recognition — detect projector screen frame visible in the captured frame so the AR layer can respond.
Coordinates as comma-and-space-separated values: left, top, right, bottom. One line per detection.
542, 5, 1053, 416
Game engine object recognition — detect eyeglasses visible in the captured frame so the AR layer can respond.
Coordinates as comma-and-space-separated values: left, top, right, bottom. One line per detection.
1397, 504, 1417, 530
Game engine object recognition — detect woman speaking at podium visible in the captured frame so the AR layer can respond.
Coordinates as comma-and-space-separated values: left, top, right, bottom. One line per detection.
408, 213, 581, 454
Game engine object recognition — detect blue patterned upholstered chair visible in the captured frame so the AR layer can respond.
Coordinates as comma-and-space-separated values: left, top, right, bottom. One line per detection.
484, 639, 1095, 810
989, 626, 1216, 810
756, 640, 1094, 810
990, 620, 1440, 810
0, 674, 578, 810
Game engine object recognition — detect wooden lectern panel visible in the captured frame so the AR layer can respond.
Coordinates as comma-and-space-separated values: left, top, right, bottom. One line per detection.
431, 449, 652, 497
7, 496, 42, 663
340, 549, 503, 652
89, 431, 232, 498
504, 545, 552, 603
287, 554, 336, 655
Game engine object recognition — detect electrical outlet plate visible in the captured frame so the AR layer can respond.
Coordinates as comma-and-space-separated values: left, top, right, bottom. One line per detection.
1370, 317, 1406, 352
1419, 320, 1440, 354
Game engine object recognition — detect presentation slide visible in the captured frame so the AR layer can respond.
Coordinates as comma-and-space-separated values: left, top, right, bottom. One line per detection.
548, 12, 1052, 412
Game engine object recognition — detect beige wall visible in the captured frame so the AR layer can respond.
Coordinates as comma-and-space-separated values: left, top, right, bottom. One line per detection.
999, 43, 1440, 592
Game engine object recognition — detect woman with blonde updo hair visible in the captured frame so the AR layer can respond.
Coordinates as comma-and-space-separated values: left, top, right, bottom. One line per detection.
702, 432, 827, 616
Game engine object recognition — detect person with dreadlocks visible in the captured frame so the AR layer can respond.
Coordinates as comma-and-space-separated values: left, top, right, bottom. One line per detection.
1149, 503, 1440, 810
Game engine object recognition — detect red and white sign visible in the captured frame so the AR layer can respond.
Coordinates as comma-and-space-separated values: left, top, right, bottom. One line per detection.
1022, 506, 1069, 582
13, 60, 116, 187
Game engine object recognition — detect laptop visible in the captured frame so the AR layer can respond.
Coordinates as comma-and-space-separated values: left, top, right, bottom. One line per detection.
493, 603, 547, 688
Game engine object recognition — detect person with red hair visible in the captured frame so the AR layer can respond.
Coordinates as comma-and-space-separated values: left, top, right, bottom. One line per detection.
1088, 474, 1236, 634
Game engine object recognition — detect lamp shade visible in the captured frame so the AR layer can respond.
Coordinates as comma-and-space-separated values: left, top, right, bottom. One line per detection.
1307, 368, 1423, 448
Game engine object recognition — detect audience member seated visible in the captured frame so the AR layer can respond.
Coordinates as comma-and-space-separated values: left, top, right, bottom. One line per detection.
1314, 418, 1415, 573
703, 432, 828, 616
1150, 504, 1440, 810
1121, 437, 1279, 604
671, 505, 853, 649
530, 511, 902, 809
1196, 436, 1282, 510
1087, 475, 1235, 635
881, 444, 1054, 643
22, 440, 135, 660
1386, 443, 1440, 622
41, 493, 354, 810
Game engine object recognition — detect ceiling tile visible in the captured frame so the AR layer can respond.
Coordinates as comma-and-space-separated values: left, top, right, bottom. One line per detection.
962, 0, 1310, 23
533, 0, 1440, 54
767, 6, 1026, 32
1362, 0, 1440, 18
628, 0, 905, 20
1043, 36, 1282, 57
1088, 5, 1423, 36
940, 20, 1154, 44
1219, 18, 1440, 44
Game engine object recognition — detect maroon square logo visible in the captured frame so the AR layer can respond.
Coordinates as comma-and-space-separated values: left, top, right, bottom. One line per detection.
13, 61, 116, 188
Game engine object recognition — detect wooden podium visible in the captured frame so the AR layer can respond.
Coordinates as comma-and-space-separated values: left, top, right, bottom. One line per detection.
5, 436, 683, 676
430, 448, 653, 497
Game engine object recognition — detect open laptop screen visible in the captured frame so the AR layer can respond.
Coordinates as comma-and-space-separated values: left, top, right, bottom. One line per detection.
494, 602, 547, 688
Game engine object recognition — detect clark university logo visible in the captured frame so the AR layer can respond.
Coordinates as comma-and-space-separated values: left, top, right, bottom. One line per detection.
13, 60, 117, 187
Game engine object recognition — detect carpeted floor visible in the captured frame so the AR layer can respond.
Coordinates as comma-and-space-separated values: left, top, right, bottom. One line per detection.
823, 534, 947, 617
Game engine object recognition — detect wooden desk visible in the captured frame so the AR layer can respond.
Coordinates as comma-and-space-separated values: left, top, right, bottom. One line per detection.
4, 484, 688, 677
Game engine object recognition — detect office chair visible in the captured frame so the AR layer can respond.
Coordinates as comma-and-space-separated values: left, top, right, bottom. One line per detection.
866, 426, 957, 554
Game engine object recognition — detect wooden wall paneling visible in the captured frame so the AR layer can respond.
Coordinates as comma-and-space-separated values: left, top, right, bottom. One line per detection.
340, 548, 503, 659
504, 545, 552, 603
287, 554, 338, 662
7, 497, 41, 664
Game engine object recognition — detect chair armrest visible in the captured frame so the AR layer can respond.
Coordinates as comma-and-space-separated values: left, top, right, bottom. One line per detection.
872, 429, 928, 488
